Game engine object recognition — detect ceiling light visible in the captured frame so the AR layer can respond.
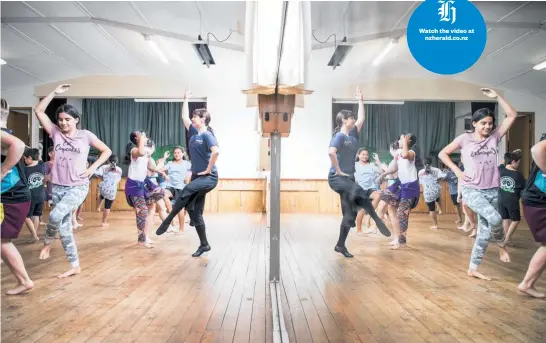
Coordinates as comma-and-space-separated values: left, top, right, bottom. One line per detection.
327, 37, 352, 70
372, 38, 399, 67
192, 35, 215, 68
533, 61, 546, 71
0, 59, 6, 65
144, 35, 169, 64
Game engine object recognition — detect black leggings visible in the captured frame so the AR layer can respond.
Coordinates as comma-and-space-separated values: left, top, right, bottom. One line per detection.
157, 173, 218, 245
328, 173, 385, 247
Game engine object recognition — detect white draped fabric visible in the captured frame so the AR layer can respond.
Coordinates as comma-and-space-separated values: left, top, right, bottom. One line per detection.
244, 1, 311, 90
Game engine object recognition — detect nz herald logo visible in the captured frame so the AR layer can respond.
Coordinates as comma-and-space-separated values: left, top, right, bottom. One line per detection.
438, 0, 456, 24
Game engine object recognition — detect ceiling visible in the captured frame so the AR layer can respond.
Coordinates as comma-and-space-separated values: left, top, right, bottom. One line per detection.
1, 1, 546, 99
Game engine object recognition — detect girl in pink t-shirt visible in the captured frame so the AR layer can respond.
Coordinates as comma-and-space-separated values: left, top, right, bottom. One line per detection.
439, 88, 517, 281
34, 84, 112, 279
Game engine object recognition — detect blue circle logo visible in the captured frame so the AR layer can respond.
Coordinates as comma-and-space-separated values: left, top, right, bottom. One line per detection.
407, 0, 487, 75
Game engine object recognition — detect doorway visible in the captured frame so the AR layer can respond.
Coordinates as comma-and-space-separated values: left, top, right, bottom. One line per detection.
7, 108, 31, 146
506, 112, 535, 178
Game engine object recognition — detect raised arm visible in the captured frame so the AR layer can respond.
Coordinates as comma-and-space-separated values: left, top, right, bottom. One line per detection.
399, 135, 415, 160
354, 86, 365, 132
531, 139, 546, 173
181, 90, 192, 131
1, 131, 26, 180
147, 158, 169, 182
34, 84, 70, 135
131, 132, 148, 159
481, 88, 517, 139
438, 142, 464, 178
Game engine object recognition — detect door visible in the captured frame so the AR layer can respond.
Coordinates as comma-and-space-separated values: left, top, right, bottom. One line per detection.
506, 112, 535, 178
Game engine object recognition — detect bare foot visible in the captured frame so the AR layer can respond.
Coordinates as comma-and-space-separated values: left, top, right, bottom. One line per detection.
389, 239, 398, 246
517, 283, 545, 298
430, 225, 439, 230
457, 225, 466, 231
469, 230, 477, 238
390, 243, 405, 250
499, 246, 511, 262
96, 208, 102, 212
101, 222, 109, 227
58, 267, 81, 279
137, 242, 154, 249
467, 269, 491, 281
455, 220, 462, 224
6, 280, 34, 295
39, 245, 51, 260
77, 216, 83, 221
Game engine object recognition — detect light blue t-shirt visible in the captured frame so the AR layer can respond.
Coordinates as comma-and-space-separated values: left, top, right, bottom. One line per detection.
354, 162, 379, 190
165, 160, 192, 190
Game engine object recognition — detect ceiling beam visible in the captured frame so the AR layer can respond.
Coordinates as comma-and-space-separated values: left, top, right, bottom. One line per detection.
0, 16, 244, 52
2, 16, 544, 51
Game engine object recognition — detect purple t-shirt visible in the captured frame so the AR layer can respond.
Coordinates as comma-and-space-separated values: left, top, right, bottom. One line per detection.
453, 128, 502, 189
49, 125, 98, 187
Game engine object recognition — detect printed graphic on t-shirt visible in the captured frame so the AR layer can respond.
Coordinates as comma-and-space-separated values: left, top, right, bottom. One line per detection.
56, 140, 81, 169
27, 172, 45, 190
500, 176, 515, 193
470, 144, 498, 166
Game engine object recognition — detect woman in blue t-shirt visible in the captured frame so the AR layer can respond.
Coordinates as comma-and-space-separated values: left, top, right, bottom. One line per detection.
327, 88, 390, 258
156, 90, 219, 257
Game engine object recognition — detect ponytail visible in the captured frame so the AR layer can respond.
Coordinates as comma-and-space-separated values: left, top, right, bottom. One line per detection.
207, 125, 215, 137
124, 142, 134, 165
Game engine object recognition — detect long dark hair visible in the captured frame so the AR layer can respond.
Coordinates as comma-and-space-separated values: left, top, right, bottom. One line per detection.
172, 145, 187, 161
466, 108, 495, 133
192, 108, 215, 137
355, 148, 369, 162
332, 110, 354, 136
55, 104, 81, 127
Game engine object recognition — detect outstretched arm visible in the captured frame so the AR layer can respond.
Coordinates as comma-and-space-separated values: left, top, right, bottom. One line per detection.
481, 88, 517, 139
354, 86, 365, 132
34, 84, 70, 135
181, 90, 192, 131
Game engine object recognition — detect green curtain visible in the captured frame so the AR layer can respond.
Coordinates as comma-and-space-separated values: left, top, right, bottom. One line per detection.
333, 101, 456, 167
81, 99, 192, 174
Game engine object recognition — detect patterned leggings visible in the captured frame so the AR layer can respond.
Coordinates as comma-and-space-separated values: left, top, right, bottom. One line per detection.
45, 184, 89, 268
128, 188, 165, 242
379, 189, 416, 244
461, 187, 504, 270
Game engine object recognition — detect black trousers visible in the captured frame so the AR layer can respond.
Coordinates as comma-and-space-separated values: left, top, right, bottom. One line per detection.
328, 173, 385, 247
159, 173, 218, 245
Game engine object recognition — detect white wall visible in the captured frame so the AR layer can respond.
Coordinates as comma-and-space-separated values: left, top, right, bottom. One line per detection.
504, 91, 546, 143
454, 101, 472, 137
1, 86, 36, 108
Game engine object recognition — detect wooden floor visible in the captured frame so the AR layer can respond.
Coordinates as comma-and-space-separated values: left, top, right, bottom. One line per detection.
2, 212, 545, 343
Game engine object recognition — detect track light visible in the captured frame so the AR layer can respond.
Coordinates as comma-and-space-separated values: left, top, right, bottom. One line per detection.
0, 59, 6, 65
144, 35, 169, 64
372, 38, 399, 67
192, 35, 215, 68
327, 37, 352, 70
533, 60, 546, 71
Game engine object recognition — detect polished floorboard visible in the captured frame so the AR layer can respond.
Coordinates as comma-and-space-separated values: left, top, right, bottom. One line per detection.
1, 212, 544, 343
